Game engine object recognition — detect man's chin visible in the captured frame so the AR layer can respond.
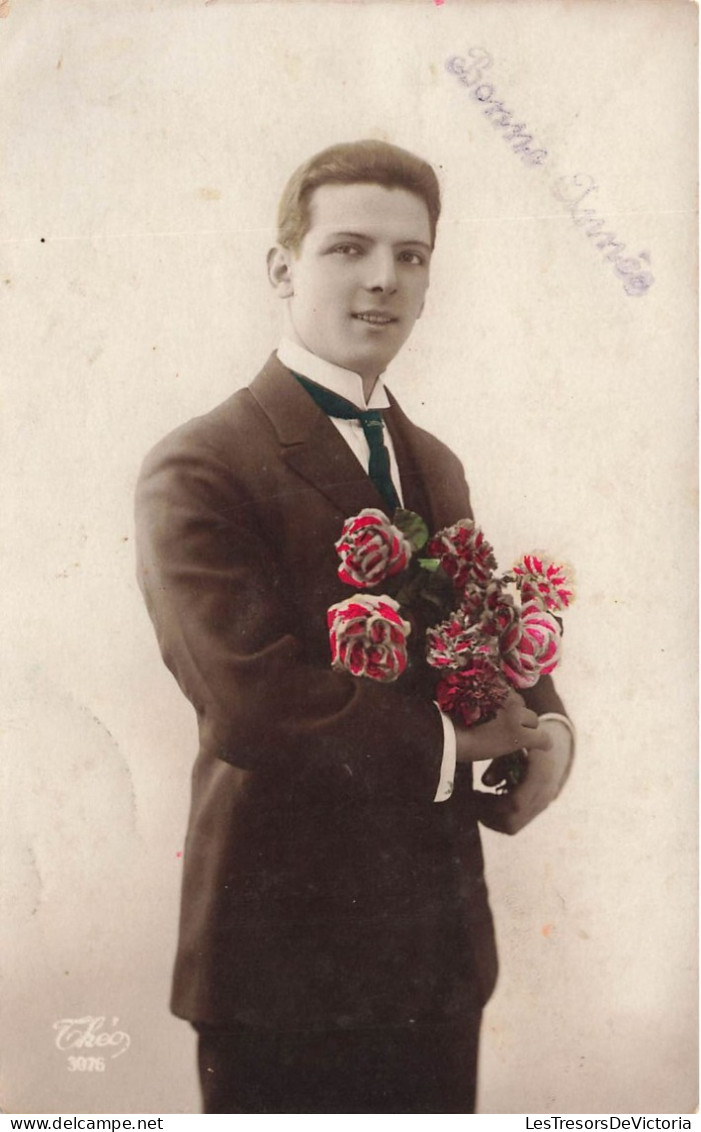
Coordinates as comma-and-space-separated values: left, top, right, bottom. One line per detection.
307, 333, 404, 379
344, 343, 404, 380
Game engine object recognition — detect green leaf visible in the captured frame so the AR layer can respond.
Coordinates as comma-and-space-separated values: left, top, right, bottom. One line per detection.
416, 557, 441, 574
394, 508, 429, 552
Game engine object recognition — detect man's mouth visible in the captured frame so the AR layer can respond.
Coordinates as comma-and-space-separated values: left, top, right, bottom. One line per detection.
352, 311, 398, 326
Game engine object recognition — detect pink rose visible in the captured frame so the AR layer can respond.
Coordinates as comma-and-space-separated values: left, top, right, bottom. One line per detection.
435, 657, 510, 726
500, 600, 562, 689
335, 508, 413, 588
512, 553, 574, 613
327, 594, 411, 683
427, 520, 496, 590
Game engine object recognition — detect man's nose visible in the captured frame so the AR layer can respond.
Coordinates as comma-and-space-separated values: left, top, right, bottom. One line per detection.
365, 249, 398, 293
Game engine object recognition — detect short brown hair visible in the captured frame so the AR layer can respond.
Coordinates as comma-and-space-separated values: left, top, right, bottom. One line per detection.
277, 139, 441, 252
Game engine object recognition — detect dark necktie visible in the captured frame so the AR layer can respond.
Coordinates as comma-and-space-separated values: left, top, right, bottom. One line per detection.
293, 372, 400, 514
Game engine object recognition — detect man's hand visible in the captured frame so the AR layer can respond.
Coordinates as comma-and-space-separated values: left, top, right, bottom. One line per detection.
454, 690, 552, 765
475, 719, 574, 835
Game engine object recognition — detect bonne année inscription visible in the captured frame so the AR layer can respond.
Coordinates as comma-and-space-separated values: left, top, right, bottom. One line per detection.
446, 49, 654, 298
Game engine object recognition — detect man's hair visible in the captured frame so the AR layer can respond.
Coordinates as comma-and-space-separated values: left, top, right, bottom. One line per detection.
277, 139, 441, 252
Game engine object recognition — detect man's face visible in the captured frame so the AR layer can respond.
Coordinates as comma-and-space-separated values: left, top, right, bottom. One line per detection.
270, 182, 433, 381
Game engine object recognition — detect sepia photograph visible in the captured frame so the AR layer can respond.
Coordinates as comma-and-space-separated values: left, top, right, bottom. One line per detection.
2, 0, 697, 1116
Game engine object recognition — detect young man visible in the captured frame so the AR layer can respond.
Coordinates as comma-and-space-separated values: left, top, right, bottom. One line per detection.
135, 140, 573, 1114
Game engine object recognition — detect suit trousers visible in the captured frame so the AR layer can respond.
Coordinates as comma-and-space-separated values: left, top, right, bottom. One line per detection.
195, 1013, 482, 1114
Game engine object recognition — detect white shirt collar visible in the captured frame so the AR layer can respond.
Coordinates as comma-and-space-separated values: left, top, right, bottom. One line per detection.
277, 338, 391, 411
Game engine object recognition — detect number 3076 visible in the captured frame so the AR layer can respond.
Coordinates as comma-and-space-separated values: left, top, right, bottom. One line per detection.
67, 1056, 106, 1072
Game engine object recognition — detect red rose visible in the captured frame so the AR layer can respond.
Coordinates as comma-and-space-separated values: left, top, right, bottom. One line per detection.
435, 657, 510, 726
335, 508, 413, 588
512, 553, 574, 613
427, 520, 496, 590
500, 600, 562, 689
327, 594, 411, 683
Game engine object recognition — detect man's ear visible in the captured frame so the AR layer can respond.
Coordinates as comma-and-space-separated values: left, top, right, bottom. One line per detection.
267, 245, 295, 298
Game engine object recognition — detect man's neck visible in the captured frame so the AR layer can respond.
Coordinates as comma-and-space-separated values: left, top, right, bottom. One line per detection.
277, 338, 390, 411
360, 373, 380, 402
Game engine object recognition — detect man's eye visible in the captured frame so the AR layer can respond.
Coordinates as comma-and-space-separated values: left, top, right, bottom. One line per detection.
332, 244, 362, 256
399, 251, 425, 266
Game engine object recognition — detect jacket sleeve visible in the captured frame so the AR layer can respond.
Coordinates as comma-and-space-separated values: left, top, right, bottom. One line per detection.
522, 674, 568, 718
135, 426, 445, 804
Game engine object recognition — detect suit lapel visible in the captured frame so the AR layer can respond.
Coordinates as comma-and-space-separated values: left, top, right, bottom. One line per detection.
249, 355, 462, 531
384, 393, 442, 530
249, 355, 390, 518
385, 389, 473, 531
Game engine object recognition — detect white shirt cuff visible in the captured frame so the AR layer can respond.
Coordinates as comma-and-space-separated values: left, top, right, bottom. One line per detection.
433, 707, 457, 803
538, 712, 576, 750
431, 711, 573, 804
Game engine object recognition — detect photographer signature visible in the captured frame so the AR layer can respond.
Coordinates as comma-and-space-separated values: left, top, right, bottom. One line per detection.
53, 1016, 131, 1059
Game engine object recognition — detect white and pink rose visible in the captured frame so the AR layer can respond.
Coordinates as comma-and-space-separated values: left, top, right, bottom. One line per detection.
335, 508, 413, 588
327, 594, 411, 683
512, 553, 574, 613
426, 519, 496, 590
426, 608, 493, 670
500, 600, 562, 689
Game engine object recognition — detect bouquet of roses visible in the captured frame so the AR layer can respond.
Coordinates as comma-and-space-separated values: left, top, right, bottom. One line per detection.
327, 508, 573, 788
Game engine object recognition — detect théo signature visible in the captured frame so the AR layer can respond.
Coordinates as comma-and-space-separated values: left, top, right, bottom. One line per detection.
53, 1016, 131, 1073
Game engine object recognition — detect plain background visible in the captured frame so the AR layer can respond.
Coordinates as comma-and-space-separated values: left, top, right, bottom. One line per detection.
1, 0, 697, 1115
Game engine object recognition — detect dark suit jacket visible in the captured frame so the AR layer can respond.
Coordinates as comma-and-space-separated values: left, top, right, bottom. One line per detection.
135, 353, 566, 1031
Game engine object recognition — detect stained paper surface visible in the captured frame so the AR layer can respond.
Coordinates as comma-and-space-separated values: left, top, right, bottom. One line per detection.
1, 0, 697, 1115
